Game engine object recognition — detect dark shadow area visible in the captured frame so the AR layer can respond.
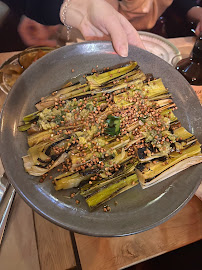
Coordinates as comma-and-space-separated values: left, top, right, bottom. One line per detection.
0, 1, 202, 52
0, 10, 27, 52
150, 0, 202, 38
125, 240, 202, 270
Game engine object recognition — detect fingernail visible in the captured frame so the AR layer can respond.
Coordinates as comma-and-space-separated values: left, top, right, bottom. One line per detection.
119, 46, 128, 57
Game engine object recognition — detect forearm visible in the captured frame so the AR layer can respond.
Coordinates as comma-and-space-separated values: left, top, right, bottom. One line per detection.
187, 6, 202, 23
171, 0, 202, 35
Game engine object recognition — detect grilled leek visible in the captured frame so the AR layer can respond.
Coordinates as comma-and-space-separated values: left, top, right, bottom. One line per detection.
19, 61, 202, 210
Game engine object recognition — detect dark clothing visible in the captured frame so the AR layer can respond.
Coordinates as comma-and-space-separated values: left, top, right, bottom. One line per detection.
1, 0, 199, 26
1, 0, 63, 25
171, 0, 199, 16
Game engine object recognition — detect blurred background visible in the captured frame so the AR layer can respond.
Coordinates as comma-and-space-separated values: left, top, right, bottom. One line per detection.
0, 0, 202, 53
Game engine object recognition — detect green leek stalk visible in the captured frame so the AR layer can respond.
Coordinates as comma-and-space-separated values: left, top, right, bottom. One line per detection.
36, 84, 90, 111
54, 172, 93, 190
86, 62, 138, 89
82, 173, 139, 210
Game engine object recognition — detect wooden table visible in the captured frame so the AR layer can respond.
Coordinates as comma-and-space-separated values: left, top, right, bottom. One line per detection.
0, 37, 201, 270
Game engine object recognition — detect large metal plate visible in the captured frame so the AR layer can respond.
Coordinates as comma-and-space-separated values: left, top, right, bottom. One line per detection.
0, 41, 201, 237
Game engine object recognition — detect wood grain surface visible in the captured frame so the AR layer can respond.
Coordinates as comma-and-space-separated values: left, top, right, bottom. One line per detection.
75, 196, 202, 270
168, 37, 196, 56
0, 53, 40, 270
0, 194, 40, 270
0, 51, 76, 270
34, 213, 76, 270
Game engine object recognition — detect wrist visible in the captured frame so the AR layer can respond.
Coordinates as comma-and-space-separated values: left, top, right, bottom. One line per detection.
60, 0, 89, 29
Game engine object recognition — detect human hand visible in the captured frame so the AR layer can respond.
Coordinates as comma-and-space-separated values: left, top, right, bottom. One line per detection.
18, 16, 60, 47
187, 6, 202, 36
60, 0, 145, 57
105, 0, 119, 10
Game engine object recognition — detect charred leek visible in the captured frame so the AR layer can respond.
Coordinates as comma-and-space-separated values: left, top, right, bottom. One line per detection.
19, 61, 202, 210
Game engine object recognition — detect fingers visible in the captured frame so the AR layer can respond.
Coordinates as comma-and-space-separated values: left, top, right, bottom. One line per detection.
118, 14, 145, 50
18, 17, 33, 45
85, 34, 111, 41
89, 0, 144, 57
18, 28, 34, 46
103, 14, 130, 57
18, 17, 58, 47
103, 12, 145, 57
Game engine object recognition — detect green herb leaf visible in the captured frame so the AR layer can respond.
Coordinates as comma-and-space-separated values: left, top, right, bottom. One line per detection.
105, 115, 121, 136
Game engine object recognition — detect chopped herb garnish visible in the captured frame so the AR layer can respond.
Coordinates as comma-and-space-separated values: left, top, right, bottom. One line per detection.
105, 115, 121, 136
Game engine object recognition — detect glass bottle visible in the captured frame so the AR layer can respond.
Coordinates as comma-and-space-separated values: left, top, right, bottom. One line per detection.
175, 33, 202, 85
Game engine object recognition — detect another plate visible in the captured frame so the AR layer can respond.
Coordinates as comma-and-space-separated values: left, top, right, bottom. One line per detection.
0, 47, 56, 94
139, 31, 182, 65
0, 42, 201, 237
